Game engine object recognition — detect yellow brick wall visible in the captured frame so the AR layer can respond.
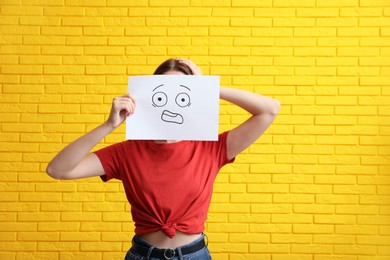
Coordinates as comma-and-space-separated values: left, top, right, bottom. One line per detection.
1, 0, 389, 259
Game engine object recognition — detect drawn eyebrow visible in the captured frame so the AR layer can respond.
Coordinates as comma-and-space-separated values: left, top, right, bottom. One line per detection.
179, 85, 191, 91
152, 84, 164, 92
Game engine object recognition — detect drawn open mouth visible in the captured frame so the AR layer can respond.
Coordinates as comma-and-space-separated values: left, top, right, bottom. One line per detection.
161, 110, 184, 124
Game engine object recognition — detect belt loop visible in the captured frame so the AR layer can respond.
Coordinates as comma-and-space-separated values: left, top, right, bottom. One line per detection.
146, 245, 155, 260
203, 233, 209, 246
176, 247, 183, 260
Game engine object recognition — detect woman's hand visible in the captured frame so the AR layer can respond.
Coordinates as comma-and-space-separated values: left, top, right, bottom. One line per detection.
178, 59, 202, 75
105, 93, 136, 129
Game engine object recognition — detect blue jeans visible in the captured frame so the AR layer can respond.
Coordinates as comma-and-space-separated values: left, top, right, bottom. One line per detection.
125, 234, 212, 260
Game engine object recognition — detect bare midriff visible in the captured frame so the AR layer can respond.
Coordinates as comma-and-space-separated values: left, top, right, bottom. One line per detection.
140, 231, 202, 248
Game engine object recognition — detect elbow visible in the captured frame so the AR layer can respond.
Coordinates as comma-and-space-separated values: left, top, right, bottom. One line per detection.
46, 163, 66, 180
46, 164, 58, 179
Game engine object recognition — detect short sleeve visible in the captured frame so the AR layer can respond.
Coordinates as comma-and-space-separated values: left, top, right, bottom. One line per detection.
94, 143, 124, 182
218, 131, 235, 166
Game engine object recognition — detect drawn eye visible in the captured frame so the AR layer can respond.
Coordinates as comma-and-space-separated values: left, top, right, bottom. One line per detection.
152, 92, 167, 107
175, 93, 191, 107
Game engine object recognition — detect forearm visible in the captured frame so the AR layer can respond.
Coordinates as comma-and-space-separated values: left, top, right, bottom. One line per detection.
220, 87, 280, 116
46, 122, 114, 178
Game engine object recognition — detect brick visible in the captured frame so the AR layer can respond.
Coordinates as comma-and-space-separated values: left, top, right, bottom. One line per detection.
42, 46, 83, 55
0, 143, 38, 152
84, 6, 129, 16
231, 194, 272, 203
44, 6, 84, 16
235, 37, 275, 47
361, 76, 390, 86
230, 173, 271, 184
209, 27, 251, 36
40, 202, 82, 212
318, 37, 360, 47
209, 203, 250, 213
315, 175, 355, 185
213, 183, 246, 193
19, 56, 61, 65
167, 27, 209, 37
188, 17, 230, 26
230, 233, 269, 243
2, 84, 41, 94
0, 114, 19, 124
63, 75, 105, 85
338, 67, 380, 76
290, 184, 332, 194
337, 205, 379, 215
37, 242, 79, 251
336, 146, 377, 155
361, 37, 390, 47
229, 213, 270, 223
335, 245, 377, 255
41, 26, 82, 36
84, 46, 124, 55
44, 65, 84, 75
315, 116, 356, 125
273, 194, 314, 204
210, 66, 251, 75
273, 135, 316, 144
250, 244, 290, 253
212, 7, 252, 17
294, 125, 335, 135
62, 17, 102, 26
38, 104, 79, 114
336, 125, 378, 135
20, 192, 61, 202
314, 234, 355, 245
0, 242, 36, 251
2, 65, 42, 75
293, 224, 333, 234
358, 215, 389, 225
0, 222, 37, 232
231, 18, 271, 27
2, 123, 42, 133
276, 76, 316, 86
276, 154, 317, 164
66, 36, 108, 46
294, 204, 334, 214
231, 0, 272, 7
170, 7, 211, 17
292, 244, 334, 254
315, 214, 356, 225
337, 165, 378, 175
168, 46, 209, 56
0, 25, 41, 36
1, 5, 43, 16
101, 231, 133, 242
18, 232, 59, 241
272, 214, 312, 224
317, 194, 359, 205
60, 232, 100, 242
318, 57, 358, 67
297, 8, 338, 17
319, 155, 360, 165
86, 65, 126, 75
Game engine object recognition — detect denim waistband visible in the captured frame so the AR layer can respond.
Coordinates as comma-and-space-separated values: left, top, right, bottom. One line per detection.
131, 233, 208, 259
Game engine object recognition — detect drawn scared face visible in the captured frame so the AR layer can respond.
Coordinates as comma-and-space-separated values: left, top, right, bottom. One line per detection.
152, 84, 191, 124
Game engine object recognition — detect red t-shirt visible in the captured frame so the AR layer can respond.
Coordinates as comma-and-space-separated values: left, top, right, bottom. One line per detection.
94, 132, 234, 238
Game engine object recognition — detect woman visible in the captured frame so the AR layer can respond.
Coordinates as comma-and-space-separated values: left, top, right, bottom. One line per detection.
46, 59, 280, 260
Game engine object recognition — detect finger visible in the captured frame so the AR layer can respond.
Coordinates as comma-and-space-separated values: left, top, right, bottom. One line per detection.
178, 59, 201, 75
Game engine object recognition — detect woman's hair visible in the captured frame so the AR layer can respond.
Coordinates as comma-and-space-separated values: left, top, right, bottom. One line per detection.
153, 59, 193, 75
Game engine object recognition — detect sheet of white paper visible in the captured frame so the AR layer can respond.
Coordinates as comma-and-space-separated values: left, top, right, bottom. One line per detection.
126, 75, 220, 141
